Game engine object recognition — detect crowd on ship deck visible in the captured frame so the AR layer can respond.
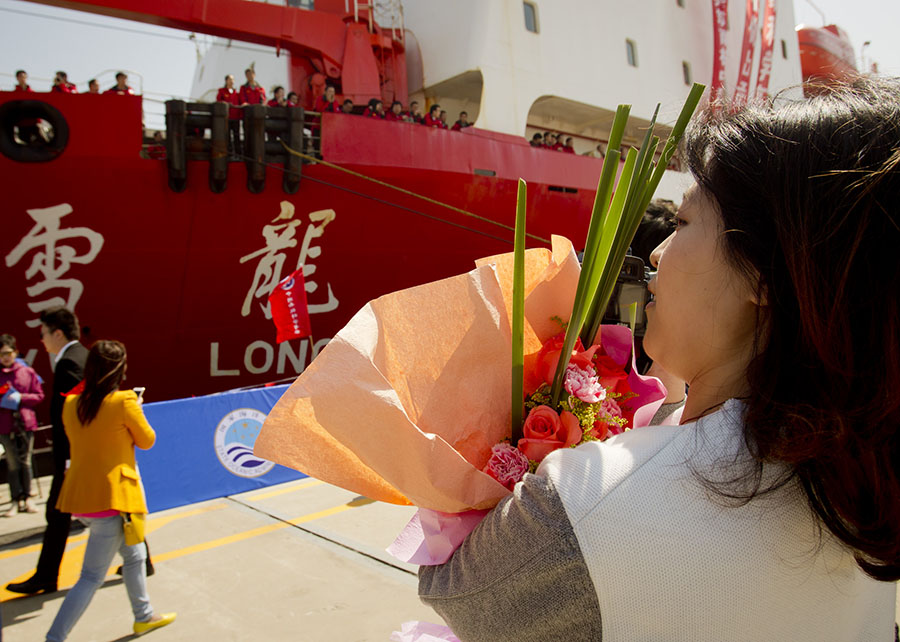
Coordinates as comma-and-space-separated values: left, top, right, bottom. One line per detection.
6, 67, 609, 159
213, 70, 475, 130
11, 69, 136, 96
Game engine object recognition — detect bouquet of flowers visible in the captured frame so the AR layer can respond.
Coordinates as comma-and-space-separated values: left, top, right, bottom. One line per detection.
255, 85, 704, 564
482, 324, 656, 492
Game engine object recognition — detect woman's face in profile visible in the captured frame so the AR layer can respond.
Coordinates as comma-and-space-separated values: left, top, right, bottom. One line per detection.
0, 346, 16, 368
643, 185, 759, 385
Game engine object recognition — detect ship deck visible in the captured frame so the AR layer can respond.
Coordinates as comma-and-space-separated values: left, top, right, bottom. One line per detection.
0, 475, 439, 641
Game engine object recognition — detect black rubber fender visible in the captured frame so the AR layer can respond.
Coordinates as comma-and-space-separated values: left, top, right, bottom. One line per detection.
0, 100, 69, 163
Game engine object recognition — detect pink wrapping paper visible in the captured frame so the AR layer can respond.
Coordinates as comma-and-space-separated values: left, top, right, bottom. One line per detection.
255, 236, 665, 514
390, 621, 461, 642
386, 508, 490, 565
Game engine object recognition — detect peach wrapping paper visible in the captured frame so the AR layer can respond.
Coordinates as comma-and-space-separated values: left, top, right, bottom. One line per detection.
254, 236, 591, 513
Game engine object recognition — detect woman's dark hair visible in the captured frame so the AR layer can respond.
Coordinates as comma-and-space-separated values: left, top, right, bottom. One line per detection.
77, 340, 127, 425
0, 334, 16, 351
429, 104, 440, 116
273, 85, 284, 95
684, 76, 900, 581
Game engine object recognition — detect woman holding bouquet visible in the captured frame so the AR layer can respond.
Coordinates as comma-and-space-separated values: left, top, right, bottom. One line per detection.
45, 340, 175, 641
419, 76, 900, 641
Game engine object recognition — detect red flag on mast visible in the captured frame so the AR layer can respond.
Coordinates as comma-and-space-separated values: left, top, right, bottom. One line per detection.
267, 268, 312, 343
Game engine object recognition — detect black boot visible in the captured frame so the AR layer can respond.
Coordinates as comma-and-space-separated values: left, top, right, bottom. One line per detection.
6, 575, 57, 595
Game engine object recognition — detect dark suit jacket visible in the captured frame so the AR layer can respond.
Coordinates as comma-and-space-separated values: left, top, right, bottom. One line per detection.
49, 342, 88, 470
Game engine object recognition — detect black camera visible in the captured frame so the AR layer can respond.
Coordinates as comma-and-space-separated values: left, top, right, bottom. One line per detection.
602, 255, 652, 337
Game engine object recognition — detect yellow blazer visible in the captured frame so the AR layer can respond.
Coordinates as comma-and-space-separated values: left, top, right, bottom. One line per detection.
57, 390, 156, 515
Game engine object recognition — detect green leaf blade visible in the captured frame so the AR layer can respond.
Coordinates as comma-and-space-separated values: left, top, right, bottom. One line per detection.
511, 179, 527, 445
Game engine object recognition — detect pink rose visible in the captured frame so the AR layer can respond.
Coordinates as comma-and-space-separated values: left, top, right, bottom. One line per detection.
564, 363, 606, 403
518, 405, 582, 462
483, 442, 530, 491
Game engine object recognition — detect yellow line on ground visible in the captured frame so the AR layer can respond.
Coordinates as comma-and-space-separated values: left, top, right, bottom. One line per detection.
152, 503, 353, 564
144, 502, 227, 535
241, 478, 324, 501
0, 532, 87, 561
1, 497, 362, 603
0, 502, 225, 562
0, 502, 230, 601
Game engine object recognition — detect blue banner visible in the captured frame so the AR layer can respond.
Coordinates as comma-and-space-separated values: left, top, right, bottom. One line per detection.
136, 384, 306, 513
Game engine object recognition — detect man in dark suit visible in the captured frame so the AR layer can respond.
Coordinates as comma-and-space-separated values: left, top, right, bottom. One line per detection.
6, 307, 86, 595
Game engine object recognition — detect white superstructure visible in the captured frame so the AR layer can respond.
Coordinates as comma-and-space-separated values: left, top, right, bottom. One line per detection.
192, 0, 804, 149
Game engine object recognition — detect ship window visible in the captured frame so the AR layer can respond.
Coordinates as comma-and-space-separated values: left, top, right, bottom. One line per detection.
626, 39, 638, 67
523, 2, 539, 33
682, 61, 692, 85
781, 39, 788, 59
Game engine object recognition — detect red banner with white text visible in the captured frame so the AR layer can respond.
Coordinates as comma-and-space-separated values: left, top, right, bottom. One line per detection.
733, 0, 760, 105
754, 0, 777, 101
267, 268, 312, 344
711, 0, 730, 101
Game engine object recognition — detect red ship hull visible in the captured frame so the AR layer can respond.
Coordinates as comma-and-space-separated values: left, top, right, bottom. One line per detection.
2, 92, 603, 401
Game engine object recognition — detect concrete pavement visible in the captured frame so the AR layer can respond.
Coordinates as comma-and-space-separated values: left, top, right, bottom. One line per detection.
0, 476, 441, 641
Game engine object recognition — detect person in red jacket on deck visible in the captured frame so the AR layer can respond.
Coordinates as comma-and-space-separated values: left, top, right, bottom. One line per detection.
216, 74, 242, 156
268, 86, 287, 107
51, 71, 77, 94
14, 70, 32, 92
105, 72, 134, 96
423, 104, 444, 128
552, 133, 566, 151
313, 85, 338, 113
384, 101, 403, 121
287, 92, 299, 107
451, 111, 472, 131
240, 68, 266, 105
402, 101, 423, 123
340, 99, 354, 114
362, 99, 384, 118
87, 79, 100, 94
563, 136, 576, 153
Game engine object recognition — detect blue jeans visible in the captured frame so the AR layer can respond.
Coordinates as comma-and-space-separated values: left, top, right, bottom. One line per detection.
46, 515, 153, 641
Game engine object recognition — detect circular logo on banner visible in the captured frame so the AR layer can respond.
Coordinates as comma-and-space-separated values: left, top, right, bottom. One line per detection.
214, 408, 275, 478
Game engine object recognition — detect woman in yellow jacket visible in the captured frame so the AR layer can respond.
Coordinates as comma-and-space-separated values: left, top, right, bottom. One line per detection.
46, 340, 175, 641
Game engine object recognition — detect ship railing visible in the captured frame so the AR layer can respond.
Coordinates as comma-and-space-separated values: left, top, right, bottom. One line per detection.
163, 100, 322, 195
